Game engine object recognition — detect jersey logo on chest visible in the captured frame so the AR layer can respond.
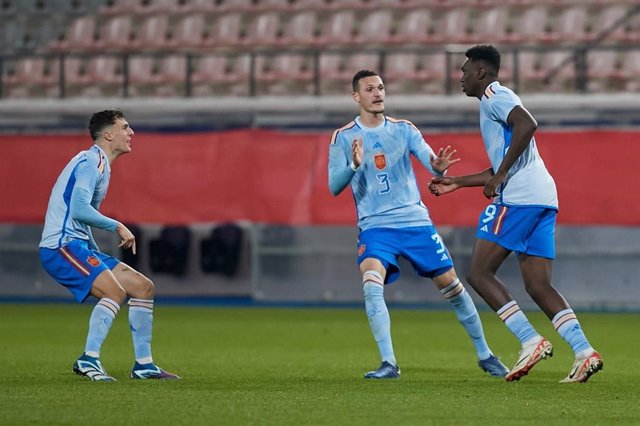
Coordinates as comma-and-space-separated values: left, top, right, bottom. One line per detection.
374, 154, 387, 170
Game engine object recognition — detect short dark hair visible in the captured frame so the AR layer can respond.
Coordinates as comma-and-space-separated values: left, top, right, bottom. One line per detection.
88, 109, 126, 141
352, 69, 379, 92
465, 44, 501, 74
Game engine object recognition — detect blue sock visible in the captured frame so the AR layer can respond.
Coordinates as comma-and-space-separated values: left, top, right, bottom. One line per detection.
497, 301, 539, 346
363, 270, 396, 366
552, 308, 592, 355
129, 298, 154, 364
85, 298, 120, 357
440, 279, 492, 360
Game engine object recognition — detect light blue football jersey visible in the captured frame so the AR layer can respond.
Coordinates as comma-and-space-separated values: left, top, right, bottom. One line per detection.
480, 81, 558, 208
328, 116, 442, 231
40, 145, 117, 249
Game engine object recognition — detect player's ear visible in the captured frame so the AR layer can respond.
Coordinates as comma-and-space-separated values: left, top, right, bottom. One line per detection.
352, 91, 360, 103
477, 64, 486, 79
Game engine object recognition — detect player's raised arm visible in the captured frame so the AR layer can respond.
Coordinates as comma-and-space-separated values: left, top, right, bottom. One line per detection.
429, 168, 494, 197
328, 133, 361, 196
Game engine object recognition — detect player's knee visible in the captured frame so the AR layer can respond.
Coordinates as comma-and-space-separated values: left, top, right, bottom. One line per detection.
466, 271, 478, 288
524, 282, 543, 300
139, 276, 155, 299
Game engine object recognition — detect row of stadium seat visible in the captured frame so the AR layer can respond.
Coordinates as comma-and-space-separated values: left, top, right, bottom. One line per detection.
2, 0, 635, 17
40, 5, 640, 55
96, 0, 640, 15
3, 49, 640, 98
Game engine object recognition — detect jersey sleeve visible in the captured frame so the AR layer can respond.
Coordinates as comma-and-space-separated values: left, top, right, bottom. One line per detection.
69, 153, 118, 232
328, 129, 356, 196
487, 87, 522, 124
406, 122, 442, 177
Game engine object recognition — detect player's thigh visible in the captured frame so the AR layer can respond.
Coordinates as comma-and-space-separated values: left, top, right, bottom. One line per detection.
90, 269, 127, 303
469, 238, 511, 275
111, 262, 155, 299
518, 254, 553, 290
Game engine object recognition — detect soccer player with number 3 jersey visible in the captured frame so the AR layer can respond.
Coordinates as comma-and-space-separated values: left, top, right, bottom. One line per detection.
430, 45, 603, 383
329, 70, 509, 379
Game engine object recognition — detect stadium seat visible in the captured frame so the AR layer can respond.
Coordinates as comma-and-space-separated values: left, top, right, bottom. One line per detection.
383, 52, 429, 93
79, 55, 124, 96
353, 10, 394, 46
167, 14, 207, 49
60, 56, 87, 96
546, 6, 590, 44
619, 50, 640, 91
528, 50, 576, 93
49, 15, 96, 52
428, 8, 470, 44
345, 53, 381, 76
130, 14, 169, 51
390, 9, 433, 45
466, 6, 510, 44
94, 15, 134, 51
191, 54, 251, 96
201, 13, 243, 49
316, 10, 356, 47
242, 12, 281, 47
255, 53, 314, 95
590, 5, 630, 43
127, 55, 159, 96
200, 223, 243, 277
586, 50, 620, 92
153, 55, 188, 96
149, 225, 191, 277
504, 6, 550, 44
3, 57, 59, 98
421, 51, 449, 94
502, 50, 539, 91
279, 11, 318, 47
317, 52, 345, 94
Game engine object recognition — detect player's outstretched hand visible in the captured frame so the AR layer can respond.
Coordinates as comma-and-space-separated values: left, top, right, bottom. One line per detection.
429, 176, 459, 196
430, 145, 460, 174
115, 223, 136, 255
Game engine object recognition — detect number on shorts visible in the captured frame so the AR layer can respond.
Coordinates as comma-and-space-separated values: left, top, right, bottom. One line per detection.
431, 232, 446, 254
482, 204, 497, 224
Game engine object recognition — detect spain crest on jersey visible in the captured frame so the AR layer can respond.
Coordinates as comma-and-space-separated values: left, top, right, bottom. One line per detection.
86, 256, 101, 267
374, 154, 386, 170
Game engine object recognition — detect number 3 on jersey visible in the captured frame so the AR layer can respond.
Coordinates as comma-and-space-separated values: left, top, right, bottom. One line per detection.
376, 173, 390, 194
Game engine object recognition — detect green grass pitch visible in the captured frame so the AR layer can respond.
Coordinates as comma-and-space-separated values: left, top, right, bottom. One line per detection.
0, 304, 638, 425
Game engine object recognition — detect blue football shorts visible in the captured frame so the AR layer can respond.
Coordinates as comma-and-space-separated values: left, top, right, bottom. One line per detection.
356, 226, 454, 284
39, 239, 120, 303
476, 203, 557, 259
